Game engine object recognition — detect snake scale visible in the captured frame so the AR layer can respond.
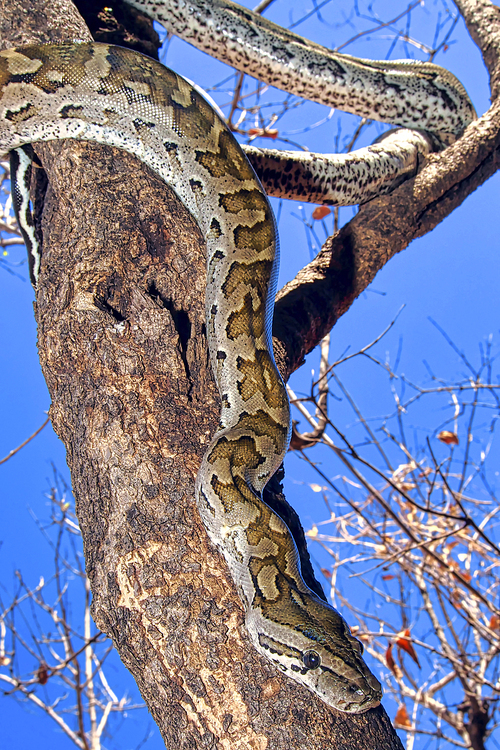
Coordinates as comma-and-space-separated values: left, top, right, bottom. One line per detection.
0, 0, 475, 714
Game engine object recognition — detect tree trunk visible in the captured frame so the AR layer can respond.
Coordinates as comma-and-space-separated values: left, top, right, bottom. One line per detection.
3, 0, 500, 747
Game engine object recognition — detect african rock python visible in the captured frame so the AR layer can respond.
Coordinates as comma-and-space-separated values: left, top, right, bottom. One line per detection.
0, 0, 475, 713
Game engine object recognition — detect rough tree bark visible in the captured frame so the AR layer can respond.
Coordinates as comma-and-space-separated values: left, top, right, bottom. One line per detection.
2, 0, 499, 747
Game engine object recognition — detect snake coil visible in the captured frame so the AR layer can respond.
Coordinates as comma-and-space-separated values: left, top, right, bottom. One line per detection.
0, 0, 475, 712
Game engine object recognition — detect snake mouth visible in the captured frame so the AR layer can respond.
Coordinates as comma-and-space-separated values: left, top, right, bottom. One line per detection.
334, 690, 382, 713
346, 694, 381, 714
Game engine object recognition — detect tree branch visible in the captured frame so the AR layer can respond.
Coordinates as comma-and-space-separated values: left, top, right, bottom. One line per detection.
453, 0, 500, 99
273, 98, 500, 376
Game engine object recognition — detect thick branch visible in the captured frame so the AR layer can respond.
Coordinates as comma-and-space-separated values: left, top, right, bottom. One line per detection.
453, 0, 500, 99
273, 100, 500, 376
0, 0, 89, 44
30, 141, 401, 750
2, 1, 403, 747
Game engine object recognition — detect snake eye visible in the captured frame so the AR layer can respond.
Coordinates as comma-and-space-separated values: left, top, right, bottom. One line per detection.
302, 650, 321, 670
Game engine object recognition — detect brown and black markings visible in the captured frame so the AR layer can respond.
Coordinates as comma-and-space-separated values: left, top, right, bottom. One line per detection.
0, 39, 383, 713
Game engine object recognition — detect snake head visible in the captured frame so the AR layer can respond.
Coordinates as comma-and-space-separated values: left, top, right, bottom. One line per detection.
246, 587, 382, 713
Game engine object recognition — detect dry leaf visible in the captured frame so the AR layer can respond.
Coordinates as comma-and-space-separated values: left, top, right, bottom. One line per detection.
400, 482, 416, 491
393, 460, 417, 479
395, 628, 421, 667
386, 644, 403, 677
437, 430, 459, 445
357, 632, 371, 643
386, 644, 395, 671
289, 427, 317, 450
36, 663, 50, 685
350, 626, 369, 644
0, 655, 10, 666
306, 525, 318, 538
247, 128, 278, 139
309, 483, 323, 493
385, 644, 402, 677
382, 574, 395, 581
448, 560, 472, 581
312, 206, 331, 220
321, 568, 332, 579
489, 615, 500, 630
395, 705, 412, 728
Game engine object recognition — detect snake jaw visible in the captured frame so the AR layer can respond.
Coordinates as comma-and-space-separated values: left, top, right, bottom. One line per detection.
245, 591, 382, 712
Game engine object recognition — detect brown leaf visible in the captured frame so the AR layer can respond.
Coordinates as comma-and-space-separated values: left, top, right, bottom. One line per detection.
400, 482, 416, 491
357, 632, 371, 642
247, 128, 278, 139
321, 568, 332, 579
382, 574, 395, 581
288, 422, 318, 450
448, 560, 472, 581
489, 615, 500, 630
395, 628, 421, 668
386, 644, 398, 676
36, 662, 50, 685
312, 206, 331, 220
437, 430, 459, 445
350, 626, 370, 643
395, 705, 412, 728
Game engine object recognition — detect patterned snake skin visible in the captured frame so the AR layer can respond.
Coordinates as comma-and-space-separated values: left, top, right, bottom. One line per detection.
128, 0, 476, 205
0, 0, 475, 714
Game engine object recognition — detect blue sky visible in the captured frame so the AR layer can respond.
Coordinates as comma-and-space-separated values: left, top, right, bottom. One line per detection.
1, 1, 499, 748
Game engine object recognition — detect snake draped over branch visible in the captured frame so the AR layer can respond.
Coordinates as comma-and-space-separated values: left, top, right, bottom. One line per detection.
0, 0, 475, 713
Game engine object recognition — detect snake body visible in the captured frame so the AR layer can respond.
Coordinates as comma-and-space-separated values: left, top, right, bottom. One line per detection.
0, 0, 475, 714
129, 0, 475, 207
130, 0, 475, 141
